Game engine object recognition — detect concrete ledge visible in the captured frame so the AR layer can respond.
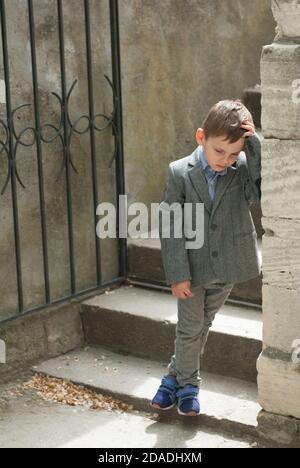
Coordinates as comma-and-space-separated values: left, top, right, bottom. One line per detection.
0, 300, 84, 382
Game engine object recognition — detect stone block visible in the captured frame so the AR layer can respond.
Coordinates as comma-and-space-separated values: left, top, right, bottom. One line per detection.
261, 139, 300, 219
261, 217, 300, 290
43, 301, 84, 356
272, 0, 300, 40
262, 284, 300, 352
257, 352, 300, 420
257, 409, 300, 447
261, 43, 300, 139
0, 300, 84, 380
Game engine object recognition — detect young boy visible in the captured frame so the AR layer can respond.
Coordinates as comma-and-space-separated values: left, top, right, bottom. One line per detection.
151, 99, 262, 416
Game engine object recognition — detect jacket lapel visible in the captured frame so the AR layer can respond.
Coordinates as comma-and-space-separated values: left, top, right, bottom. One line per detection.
188, 149, 213, 213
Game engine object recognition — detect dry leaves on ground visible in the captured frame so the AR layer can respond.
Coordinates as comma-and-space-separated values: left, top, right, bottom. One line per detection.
22, 374, 133, 413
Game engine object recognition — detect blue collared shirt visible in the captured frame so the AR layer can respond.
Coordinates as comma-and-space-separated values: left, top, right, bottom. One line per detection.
197, 146, 227, 202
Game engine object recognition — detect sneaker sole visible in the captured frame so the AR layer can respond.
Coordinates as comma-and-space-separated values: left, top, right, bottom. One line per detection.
150, 401, 176, 411
177, 407, 201, 416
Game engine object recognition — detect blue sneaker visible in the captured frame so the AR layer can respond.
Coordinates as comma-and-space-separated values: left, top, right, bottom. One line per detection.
176, 384, 200, 416
151, 375, 179, 410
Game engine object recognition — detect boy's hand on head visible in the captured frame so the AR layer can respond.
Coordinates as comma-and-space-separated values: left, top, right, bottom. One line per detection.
171, 280, 194, 299
240, 119, 255, 139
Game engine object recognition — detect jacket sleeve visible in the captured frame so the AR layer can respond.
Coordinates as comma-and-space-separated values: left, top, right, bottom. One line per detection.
158, 163, 192, 286
243, 132, 262, 205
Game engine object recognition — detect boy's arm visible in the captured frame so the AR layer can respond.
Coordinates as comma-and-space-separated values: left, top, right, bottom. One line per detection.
158, 163, 192, 286
242, 131, 262, 205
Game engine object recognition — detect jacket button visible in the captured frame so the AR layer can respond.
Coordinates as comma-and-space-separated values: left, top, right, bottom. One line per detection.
212, 251, 218, 258
211, 223, 218, 230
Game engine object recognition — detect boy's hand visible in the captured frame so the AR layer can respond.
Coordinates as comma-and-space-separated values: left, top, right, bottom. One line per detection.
240, 119, 255, 138
171, 280, 194, 299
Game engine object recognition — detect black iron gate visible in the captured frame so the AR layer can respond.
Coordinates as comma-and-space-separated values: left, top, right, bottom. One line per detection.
0, 0, 126, 321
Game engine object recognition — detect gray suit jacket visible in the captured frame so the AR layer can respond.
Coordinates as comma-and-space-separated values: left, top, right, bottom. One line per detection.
158, 133, 262, 287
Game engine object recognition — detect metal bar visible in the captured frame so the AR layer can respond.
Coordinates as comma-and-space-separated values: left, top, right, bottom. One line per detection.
28, 0, 50, 303
0, 0, 24, 312
83, 0, 102, 286
0, 276, 126, 325
57, 0, 76, 294
0, 1, 127, 319
126, 277, 263, 311
109, 0, 127, 279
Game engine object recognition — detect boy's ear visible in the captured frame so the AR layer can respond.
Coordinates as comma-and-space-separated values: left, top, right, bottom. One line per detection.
195, 128, 204, 145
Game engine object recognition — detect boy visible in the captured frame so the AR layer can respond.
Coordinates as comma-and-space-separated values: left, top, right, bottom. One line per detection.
151, 100, 262, 416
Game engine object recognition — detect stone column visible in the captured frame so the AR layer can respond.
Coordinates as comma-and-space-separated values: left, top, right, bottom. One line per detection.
257, 0, 300, 447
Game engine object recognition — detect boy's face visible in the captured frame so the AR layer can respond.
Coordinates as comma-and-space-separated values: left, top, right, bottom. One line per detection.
195, 128, 246, 173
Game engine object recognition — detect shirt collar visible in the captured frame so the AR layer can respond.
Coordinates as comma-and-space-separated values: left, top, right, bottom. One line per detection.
197, 146, 228, 177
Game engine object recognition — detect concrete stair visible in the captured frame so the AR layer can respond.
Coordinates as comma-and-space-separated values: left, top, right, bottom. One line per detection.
33, 283, 263, 439
81, 285, 261, 383
34, 346, 261, 439
127, 235, 263, 306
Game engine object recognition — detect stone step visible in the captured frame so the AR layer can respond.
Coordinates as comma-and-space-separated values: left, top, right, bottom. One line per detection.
0, 390, 254, 448
34, 346, 261, 439
81, 285, 262, 382
127, 235, 263, 306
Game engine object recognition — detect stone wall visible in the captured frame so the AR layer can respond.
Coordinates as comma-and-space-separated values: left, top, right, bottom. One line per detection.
257, 0, 300, 447
120, 0, 275, 222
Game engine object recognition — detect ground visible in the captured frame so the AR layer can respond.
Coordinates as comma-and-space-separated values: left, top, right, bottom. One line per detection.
0, 372, 259, 449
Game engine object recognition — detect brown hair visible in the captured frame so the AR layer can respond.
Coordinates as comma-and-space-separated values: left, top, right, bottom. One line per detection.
201, 99, 253, 143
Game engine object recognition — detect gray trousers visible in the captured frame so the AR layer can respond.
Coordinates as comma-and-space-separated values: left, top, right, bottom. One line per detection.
167, 280, 234, 388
